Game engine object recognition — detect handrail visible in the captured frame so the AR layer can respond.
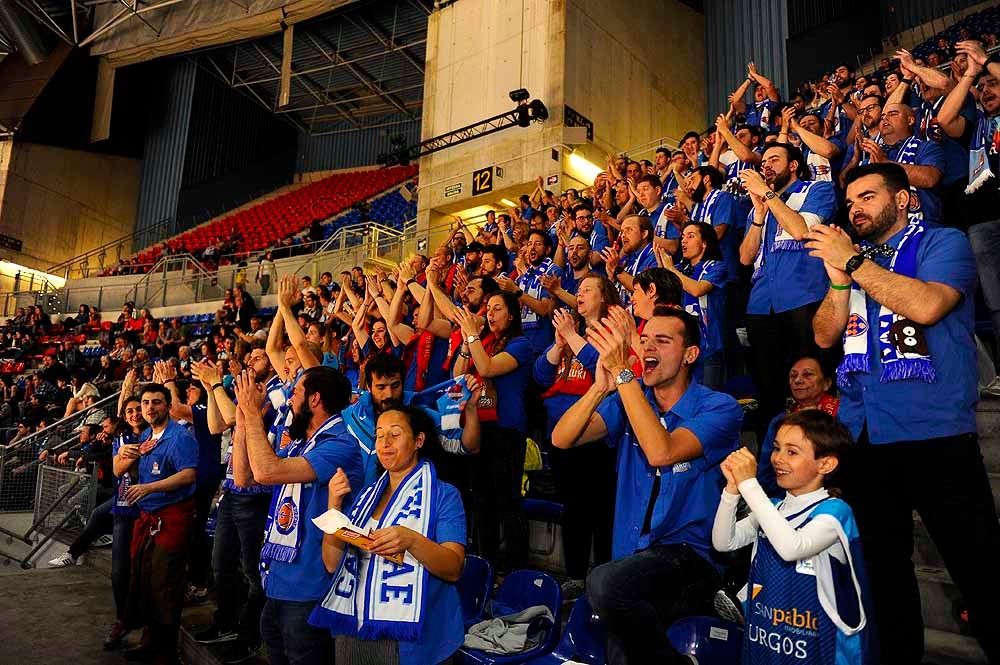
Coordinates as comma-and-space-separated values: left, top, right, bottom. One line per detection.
47, 217, 174, 280
2, 392, 120, 455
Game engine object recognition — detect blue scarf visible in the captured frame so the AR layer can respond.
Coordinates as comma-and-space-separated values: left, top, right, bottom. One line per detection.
260, 415, 343, 563
751, 180, 816, 283
691, 189, 722, 224
837, 224, 935, 388
680, 260, 715, 343
863, 135, 924, 222
967, 114, 999, 194
516, 258, 555, 328
310, 460, 438, 643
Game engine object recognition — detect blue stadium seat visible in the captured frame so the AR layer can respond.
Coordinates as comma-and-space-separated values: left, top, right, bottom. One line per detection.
523, 499, 564, 524
667, 616, 743, 664
458, 555, 494, 628
458, 569, 562, 665
526, 595, 605, 665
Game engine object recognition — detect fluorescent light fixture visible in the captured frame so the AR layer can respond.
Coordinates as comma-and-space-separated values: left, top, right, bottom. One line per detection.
499, 198, 518, 207
567, 152, 602, 183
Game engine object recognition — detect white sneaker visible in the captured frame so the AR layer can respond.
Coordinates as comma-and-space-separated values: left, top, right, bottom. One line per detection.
47, 552, 81, 567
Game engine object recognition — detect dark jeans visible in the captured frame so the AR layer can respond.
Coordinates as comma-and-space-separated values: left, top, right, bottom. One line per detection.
550, 441, 616, 579
745, 301, 824, 439
112, 513, 136, 621
189, 474, 221, 588
468, 425, 528, 573
843, 432, 1000, 663
68, 490, 114, 558
260, 598, 334, 665
213, 492, 271, 648
586, 543, 720, 665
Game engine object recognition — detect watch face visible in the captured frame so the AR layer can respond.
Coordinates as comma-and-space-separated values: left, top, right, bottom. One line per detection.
616, 369, 634, 384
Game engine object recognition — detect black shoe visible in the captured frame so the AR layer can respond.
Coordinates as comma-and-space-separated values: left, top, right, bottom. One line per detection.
221, 642, 259, 664
122, 646, 154, 662
194, 624, 238, 644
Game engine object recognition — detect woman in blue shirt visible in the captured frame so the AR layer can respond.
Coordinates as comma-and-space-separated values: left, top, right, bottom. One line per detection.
313, 405, 466, 665
662, 221, 728, 390
533, 274, 619, 593
452, 291, 534, 573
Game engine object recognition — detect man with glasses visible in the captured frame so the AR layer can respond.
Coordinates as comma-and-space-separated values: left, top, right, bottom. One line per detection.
568, 202, 608, 267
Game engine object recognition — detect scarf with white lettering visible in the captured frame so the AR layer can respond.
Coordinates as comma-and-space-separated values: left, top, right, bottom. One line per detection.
837, 224, 935, 388
691, 189, 723, 224
260, 415, 342, 563
310, 459, 437, 643
516, 258, 555, 328
680, 260, 717, 343
967, 114, 1000, 194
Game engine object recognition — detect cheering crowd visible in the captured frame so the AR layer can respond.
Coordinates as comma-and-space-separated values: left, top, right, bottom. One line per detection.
3, 36, 1000, 665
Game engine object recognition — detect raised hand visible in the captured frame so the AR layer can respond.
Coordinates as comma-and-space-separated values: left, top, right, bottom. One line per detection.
551, 307, 577, 340
601, 246, 620, 277
327, 467, 352, 510
278, 274, 301, 309
233, 369, 264, 415
724, 447, 758, 486
956, 40, 988, 67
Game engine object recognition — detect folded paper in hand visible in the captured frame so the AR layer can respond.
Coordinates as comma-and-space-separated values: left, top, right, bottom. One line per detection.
312, 508, 405, 565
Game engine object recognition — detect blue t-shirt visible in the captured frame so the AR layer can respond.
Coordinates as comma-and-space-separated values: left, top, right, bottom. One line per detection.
747, 179, 837, 315
837, 226, 978, 444
690, 189, 740, 283
516, 260, 562, 354
745, 99, 779, 132
263, 419, 364, 602
681, 260, 727, 359
489, 335, 535, 433
616, 243, 658, 307
917, 93, 980, 186
137, 419, 199, 513
533, 342, 600, 436
190, 404, 224, 485
570, 220, 610, 257
596, 381, 742, 566
883, 137, 946, 225
398, 481, 467, 665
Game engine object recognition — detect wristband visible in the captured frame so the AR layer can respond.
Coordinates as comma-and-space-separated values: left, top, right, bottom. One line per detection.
406, 279, 417, 287
829, 282, 851, 291
211, 382, 224, 391
514, 288, 524, 298
751, 221, 765, 228
901, 78, 913, 86
163, 379, 175, 385
459, 351, 472, 359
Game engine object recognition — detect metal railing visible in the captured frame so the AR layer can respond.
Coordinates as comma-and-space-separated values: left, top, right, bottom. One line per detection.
47, 217, 175, 282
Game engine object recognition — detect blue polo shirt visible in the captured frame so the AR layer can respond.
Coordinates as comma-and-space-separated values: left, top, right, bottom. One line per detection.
883, 137, 946, 225
745, 99, 779, 132
747, 179, 837, 315
263, 417, 364, 602
917, 93, 980, 186
616, 243, 658, 307
137, 419, 199, 513
190, 404, 224, 485
559, 267, 589, 297
838, 226, 978, 444
596, 381, 742, 566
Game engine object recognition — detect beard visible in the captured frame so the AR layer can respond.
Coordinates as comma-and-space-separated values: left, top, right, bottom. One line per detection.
287, 402, 313, 441
856, 201, 899, 241
692, 181, 707, 204
771, 168, 792, 191
373, 395, 402, 415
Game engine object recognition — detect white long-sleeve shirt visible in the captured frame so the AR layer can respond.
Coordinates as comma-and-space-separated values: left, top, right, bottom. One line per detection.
712, 479, 846, 564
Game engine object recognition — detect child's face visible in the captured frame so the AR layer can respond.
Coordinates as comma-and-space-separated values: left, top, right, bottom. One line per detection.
771, 425, 838, 496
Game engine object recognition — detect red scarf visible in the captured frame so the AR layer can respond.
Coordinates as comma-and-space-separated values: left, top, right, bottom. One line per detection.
790, 394, 840, 417
471, 332, 506, 422
403, 330, 436, 392
131, 497, 195, 557
540, 353, 593, 399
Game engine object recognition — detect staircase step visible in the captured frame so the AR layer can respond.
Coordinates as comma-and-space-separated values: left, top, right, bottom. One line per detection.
924, 627, 987, 664
916, 566, 974, 636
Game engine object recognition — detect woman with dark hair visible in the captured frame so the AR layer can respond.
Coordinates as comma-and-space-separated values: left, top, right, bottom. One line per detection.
306, 321, 340, 369
659, 221, 727, 389
756, 354, 840, 497
105, 375, 148, 649
312, 404, 467, 665
533, 274, 620, 596
451, 290, 533, 572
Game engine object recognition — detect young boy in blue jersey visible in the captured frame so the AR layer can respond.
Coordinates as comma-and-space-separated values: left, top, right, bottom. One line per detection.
712, 410, 875, 664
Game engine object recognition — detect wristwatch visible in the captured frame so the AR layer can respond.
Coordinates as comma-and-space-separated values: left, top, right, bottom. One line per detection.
513, 288, 524, 298
763, 190, 777, 201
466, 334, 480, 344
845, 254, 866, 275
614, 368, 636, 386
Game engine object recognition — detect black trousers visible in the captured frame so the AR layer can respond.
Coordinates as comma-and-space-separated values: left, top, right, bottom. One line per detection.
843, 431, 1000, 664
468, 425, 528, 574
549, 441, 616, 580
745, 301, 823, 439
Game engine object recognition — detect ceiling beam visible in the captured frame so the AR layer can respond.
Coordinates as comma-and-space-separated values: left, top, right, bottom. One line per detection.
347, 15, 424, 76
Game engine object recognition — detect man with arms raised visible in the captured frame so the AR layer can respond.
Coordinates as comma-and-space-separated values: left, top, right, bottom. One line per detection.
552, 307, 742, 665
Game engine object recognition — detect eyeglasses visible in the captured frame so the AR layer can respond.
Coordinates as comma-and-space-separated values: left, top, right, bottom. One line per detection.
574, 214, 592, 221
857, 103, 881, 114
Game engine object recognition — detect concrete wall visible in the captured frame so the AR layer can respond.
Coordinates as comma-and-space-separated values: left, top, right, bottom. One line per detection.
564, 0, 706, 159
0, 142, 141, 274
414, 0, 706, 252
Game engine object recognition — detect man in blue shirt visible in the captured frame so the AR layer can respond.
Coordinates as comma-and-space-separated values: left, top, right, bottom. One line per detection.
809, 163, 1000, 663
498, 229, 561, 354
739, 143, 837, 436
120, 383, 199, 663
547, 235, 593, 309
234, 366, 363, 665
568, 202, 609, 267
604, 214, 658, 308
552, 307, 742, 665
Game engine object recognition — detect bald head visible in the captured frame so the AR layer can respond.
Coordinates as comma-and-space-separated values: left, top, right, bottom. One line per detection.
880, 103, 915, 143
